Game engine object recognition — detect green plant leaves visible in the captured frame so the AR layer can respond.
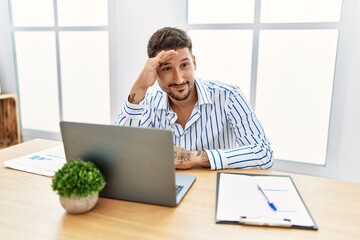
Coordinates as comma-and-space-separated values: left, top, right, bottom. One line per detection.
52, 159, 106, 199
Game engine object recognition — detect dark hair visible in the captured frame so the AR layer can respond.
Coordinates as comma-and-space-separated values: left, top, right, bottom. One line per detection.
147, 27, 192, 58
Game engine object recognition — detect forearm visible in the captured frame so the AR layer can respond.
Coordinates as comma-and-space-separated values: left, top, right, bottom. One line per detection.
128, 81, 148, 104
174, 146, 210, 169
116, 77, 153, 126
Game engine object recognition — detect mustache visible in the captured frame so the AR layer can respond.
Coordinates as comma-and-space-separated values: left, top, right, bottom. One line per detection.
168, 81, 190, 87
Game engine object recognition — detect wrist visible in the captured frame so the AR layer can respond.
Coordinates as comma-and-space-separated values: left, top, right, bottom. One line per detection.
128, 86, 147, 104
192, 150, 210, 168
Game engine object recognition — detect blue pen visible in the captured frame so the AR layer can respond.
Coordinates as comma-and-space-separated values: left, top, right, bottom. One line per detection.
257, 184, 277, 211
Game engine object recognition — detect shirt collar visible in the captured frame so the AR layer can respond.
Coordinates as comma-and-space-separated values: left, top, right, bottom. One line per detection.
194, 78, 212, 105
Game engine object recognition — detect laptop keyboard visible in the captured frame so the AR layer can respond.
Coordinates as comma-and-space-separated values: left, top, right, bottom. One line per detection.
175, 185, 184, 196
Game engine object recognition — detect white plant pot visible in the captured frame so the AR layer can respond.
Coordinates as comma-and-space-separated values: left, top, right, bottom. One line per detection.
60, 193, 99, 214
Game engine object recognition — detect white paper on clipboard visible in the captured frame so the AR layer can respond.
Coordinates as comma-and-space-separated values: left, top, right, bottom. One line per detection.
215, 172, 317, 230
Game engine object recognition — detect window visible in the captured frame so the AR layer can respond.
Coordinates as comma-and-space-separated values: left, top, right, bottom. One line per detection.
189, 30, 253, 100
256, 29, 338, 164
10, 0, 110, 135
187, 0, 342, 165
188, 0, 255, 23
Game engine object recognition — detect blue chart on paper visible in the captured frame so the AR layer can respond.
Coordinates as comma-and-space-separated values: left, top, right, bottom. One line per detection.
29, 155, 52, 161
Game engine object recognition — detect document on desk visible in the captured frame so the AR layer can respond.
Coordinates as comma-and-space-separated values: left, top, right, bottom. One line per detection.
215, 172, 318, 230
3, 145, 66, 177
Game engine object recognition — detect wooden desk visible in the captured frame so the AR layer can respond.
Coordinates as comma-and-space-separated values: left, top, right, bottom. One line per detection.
1, 139, 359, 240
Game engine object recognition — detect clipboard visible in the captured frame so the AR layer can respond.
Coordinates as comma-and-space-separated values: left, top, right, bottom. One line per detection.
215, 172, 318, 230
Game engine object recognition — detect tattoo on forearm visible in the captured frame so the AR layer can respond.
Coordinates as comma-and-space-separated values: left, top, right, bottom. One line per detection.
174, 146, 210, 168
174, 146, 191, 164
129, 93, 136, 103
197, 150, 209, 163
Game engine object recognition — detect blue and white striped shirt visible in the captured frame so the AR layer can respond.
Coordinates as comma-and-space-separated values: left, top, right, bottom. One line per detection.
115, 78, 273, 170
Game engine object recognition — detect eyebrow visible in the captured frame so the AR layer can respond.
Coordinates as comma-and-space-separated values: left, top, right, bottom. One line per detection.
180, 57, 190, 62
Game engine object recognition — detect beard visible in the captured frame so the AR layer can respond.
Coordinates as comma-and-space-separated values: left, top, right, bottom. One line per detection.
166, 81, 192, 101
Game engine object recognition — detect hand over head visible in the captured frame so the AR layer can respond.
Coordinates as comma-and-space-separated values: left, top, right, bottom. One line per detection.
129, 50, 178, 104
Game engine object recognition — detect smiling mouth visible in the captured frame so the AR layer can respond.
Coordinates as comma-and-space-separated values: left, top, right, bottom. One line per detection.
169, 82, 189, 89
171, 85, 186, 90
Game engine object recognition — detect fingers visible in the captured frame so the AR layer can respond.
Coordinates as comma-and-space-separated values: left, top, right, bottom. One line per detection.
134, 49, 178, 91
155, 50, 178, 66
145, 50, 177, 71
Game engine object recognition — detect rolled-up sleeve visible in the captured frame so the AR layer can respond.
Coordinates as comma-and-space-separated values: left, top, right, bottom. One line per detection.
115, 100, 148, 127
207, 87, 274, 170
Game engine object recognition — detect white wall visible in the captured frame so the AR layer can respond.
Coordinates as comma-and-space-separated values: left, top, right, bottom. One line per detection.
336, 0, 360, 183
110, 0, 187, 122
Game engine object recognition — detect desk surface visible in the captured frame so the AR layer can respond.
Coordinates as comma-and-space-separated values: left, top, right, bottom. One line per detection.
1, 139, 359, 240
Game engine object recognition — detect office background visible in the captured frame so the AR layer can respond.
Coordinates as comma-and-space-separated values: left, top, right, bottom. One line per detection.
0, 0, 359, 183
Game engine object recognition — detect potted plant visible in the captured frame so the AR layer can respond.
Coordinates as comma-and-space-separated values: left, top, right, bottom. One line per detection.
52, 159, 106, 214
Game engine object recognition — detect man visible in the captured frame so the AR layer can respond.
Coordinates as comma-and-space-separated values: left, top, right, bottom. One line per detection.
115, 27, 273, 170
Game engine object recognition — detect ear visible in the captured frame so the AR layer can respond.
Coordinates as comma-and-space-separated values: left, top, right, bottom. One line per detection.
192, 55, 197, 70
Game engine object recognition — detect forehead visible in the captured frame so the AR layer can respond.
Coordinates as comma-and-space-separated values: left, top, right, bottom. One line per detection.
174, 47, 192, 56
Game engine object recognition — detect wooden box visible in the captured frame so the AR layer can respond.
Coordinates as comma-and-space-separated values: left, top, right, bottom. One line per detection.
0, 94, 21, 149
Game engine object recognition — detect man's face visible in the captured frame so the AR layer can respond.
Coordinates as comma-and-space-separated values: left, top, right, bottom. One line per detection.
156, 48, 196, 101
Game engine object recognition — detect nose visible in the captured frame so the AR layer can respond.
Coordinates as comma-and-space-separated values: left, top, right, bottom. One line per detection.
173, 69, 183, 84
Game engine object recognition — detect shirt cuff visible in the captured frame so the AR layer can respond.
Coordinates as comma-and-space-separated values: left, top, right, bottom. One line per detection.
205, 149, 227, 170
123, 100, 144, 116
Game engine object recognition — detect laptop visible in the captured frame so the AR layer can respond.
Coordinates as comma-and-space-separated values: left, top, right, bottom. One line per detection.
59, 121, 196, 207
